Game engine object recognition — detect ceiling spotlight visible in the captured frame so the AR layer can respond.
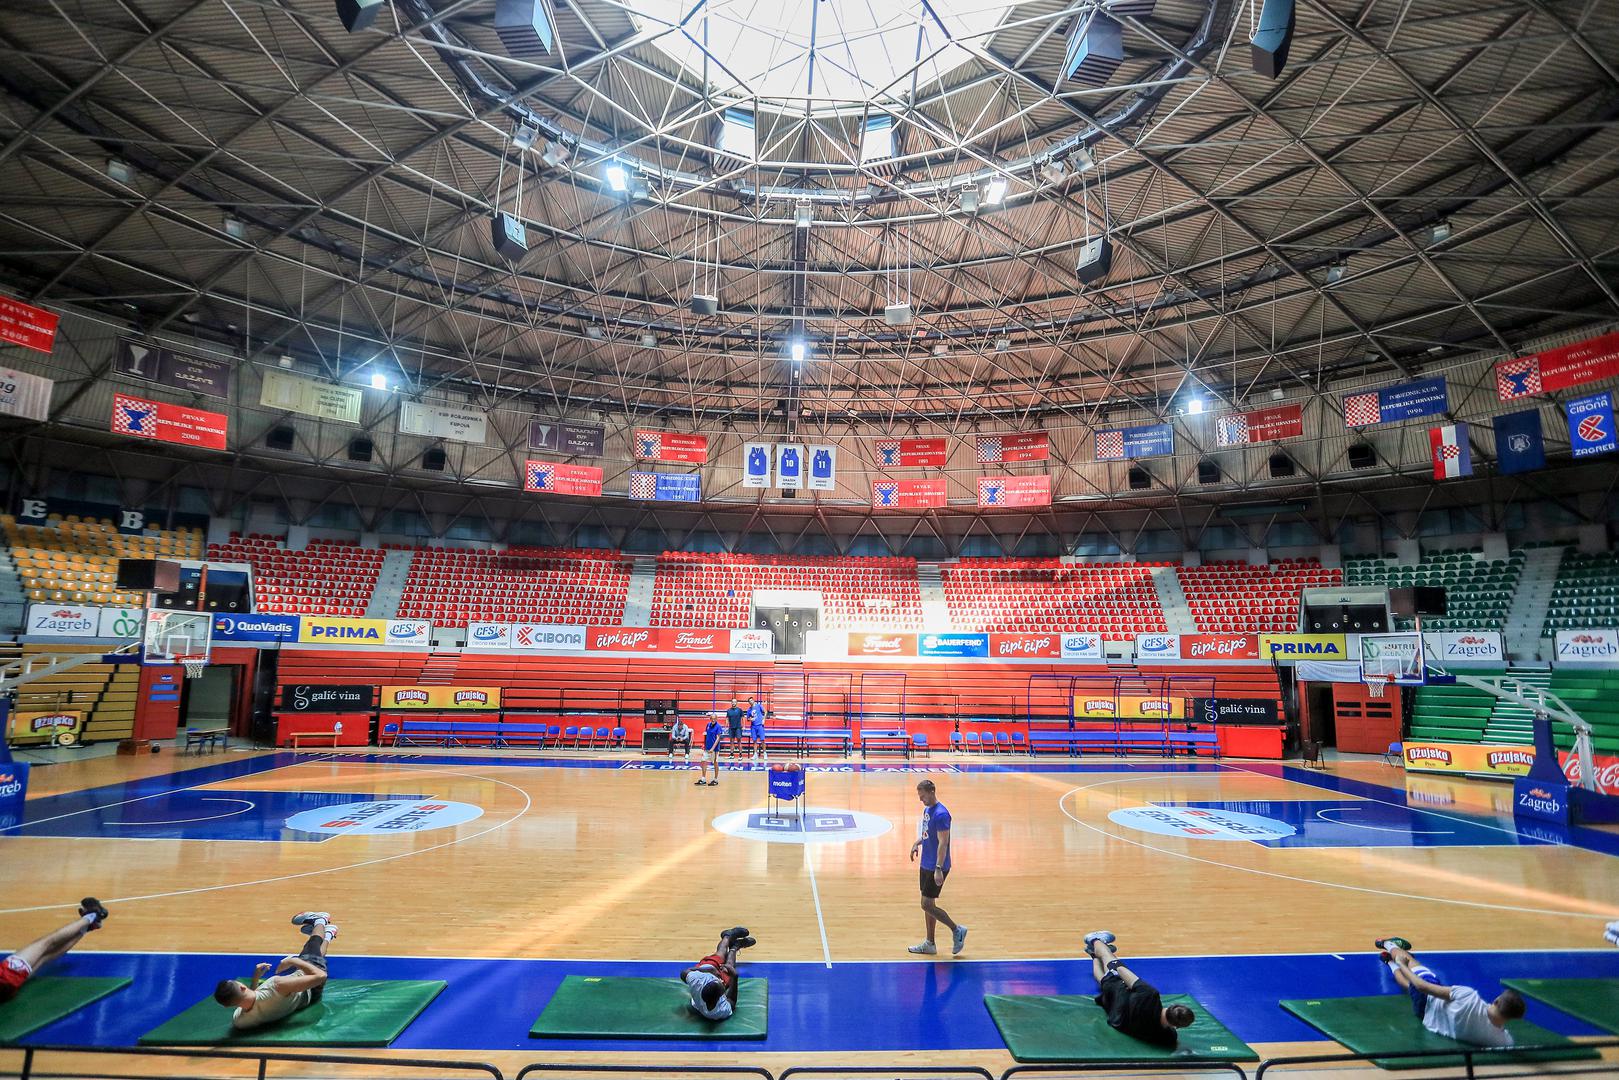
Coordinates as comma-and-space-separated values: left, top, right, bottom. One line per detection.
1039, 159, 1066, 184
640, 332, 658, 347
789, 338, 807, 363
223, 216, 247, 240
1325, 260, 1348, 284
585, 325, 605, 340
982, 178, 1007, 206
794, 202, 814, 228
369, 372, 388, 390
1071, 147, 1096, 172
604, 163, 629, 191
1186, 397, 1205, 415
631, 179, 651, 200
1270, 387, 1285, 401
106, 158, 133, 184
994, 336, 1011, 353
959, 188, 979, 213
540, 140, 568, 168
1429, 219, 1451, 244
512, 123, 538, 150
278, 355, 295, 369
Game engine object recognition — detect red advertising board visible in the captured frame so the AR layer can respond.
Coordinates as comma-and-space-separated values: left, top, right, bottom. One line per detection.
977, 474, 1050, 508
0, 297, 59, 354
634, 429, 708, 463
989, 633, 1062, 658
110, 393, 227, 451
524, 459, 603, 497
872, 478, 947, 509
1496, 331, 1619, 401
874, 437, 947, 468
1562, 750, 1619, 796
977, 432, 1049, 463
657, 627, 728, 653
849, 632, 917, 656
586, 626, 657, 652
1180, 633, 1260, 660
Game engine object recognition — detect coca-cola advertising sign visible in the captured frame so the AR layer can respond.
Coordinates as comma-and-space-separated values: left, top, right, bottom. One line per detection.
587, 627, 657, 652
1182, 634, 1260, 660
1561, 750, 1619, 796
990, 633, 1061, 658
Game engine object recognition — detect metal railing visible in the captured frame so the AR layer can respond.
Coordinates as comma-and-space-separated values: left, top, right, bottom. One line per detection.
1253, 1036, 1619, 1080
3, 1044, 505, 1080
1005, 1063, 1249, 1080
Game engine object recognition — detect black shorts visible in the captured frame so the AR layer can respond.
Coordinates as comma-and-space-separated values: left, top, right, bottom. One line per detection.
919, 866, 948, 898
297, 936, 329, 1005
727, 722, 742, 740
1096, 971, 1127, 1014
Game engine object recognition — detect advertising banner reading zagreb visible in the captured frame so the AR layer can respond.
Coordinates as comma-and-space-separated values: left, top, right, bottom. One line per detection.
871, 478, 946, 509
380, 685, 502, 710
976, 432, 1049, 463
990, 633, 1062, 659
1075, 695, 1186, 719
1181, 633, 1261, 660
1422, 631, 1504, 664
849, 632, 917, 657
0, 367, 54, 421
1496, 330, 1619, 401
874, 437, 947, 468
1342, 376, 1448, 427
728, 629, 773, 656
1260, 633, 1351, 661
976, 474, 1050, 508
1216, 403, 1303, 447
0, 296, 59, 354
524, 459, 603, 497
111, 393, 228, 451
634, 430, 708, 463
26, 604, 99, 637
1555, 628, 1618, 664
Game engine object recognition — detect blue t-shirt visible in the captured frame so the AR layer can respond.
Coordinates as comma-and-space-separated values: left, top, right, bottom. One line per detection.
919, 802, 953, 871
704, 720, 723, 752
749, 702, 766, 735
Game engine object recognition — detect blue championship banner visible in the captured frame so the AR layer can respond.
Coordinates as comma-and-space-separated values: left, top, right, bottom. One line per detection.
628, 471, 702, 501
1342, 376, 1447, 427
1094, 422, 1173, 461
1566, 390, 1617, 459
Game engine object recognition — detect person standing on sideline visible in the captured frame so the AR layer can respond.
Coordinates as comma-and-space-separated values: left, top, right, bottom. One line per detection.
908, 779, 967, 956
697, 713, 724, 786
725, 698, 746, 760
748, 697, 768, 762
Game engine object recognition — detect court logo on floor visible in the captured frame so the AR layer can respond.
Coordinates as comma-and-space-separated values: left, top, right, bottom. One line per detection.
284, 799, 484, 836
1108, 805, 1295, 842
712, 805, 892, 845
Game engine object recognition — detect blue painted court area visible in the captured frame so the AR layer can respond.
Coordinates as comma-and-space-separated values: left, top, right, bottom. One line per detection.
20, 948, 1619, 1052
1132, 799, 1547, 849
5, 788, 434, 842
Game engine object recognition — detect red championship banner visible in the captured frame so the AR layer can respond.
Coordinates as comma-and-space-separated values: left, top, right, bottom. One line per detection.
1216, 403, 1304, 447
1496, 331, 1619, 401
524, 460, 602, 497
977, 474, 1050, 508
976, 432, 1049, 463
657, 627, 728, 653
0, 297, 60, 354
989, 633, 1061, 658
110, 393, 227, 450
849, 632, 917, 656
633, 429, 708, 463
586, 626, 657, 652
872, 478, 947, 509
1180, 633, 1260, 660
874, 436, 947, 468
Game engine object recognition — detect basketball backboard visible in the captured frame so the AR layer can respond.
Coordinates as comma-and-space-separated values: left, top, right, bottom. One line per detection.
142, 608, 212, 666
1359, 632, 1425, 686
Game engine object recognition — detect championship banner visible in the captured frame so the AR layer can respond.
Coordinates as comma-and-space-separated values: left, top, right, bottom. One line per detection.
116, 340, 231, 398
977, 474, 1050, 508
0, 367, 54, 421
990, 633, 1062, 659
1496, 330, 1619, 401
111, 393, 227, 451
8, 710, 83, 742
380, 685, 501, 710
1493, 409, 1545, 475
527, 418, 605, 457
1342, 376, 1447, 427
874, 437, 947, 468
776, 444, 805, 490
399, 400, 486, 445
872, 478, 946, 509
1216, 403, 1303, 447
524, 459, 602, 497
849, 632, 917, 656
658, 628, 729, 653
1566, 391, 1616, 459
297, 616, 392, 645
807, 445, 836, 491
1075, 695, 1185, 719
742, 443, 771, 488
628, 472, 701, 502
634, 430, 708, 463
1260, 633, 1350, 660
919, 633, 989, 658
260, 368, 362, 423
1094, 422, 1173, 461
976, 432, 1049, 463
1182, 633, 1260, 660
0, 296, 59, 354
587, 627, 657, 652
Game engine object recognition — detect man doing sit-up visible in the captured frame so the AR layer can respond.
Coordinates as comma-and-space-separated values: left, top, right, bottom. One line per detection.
1377, 936, 1522, 1047
679, 926, 755, 1021
1083, 931, 1194, 1048
0, 898, 109, 1004
214, 912, 338, 1030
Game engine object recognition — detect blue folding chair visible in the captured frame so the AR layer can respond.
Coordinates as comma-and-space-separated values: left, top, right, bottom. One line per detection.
563, 725, 580, 748
1011, 731, 1028, 754
546, 725, 561, 748
949, 732, 964, 752
912, 733, 929, 757
611, 726, 627, 748
979, 731, 997, 753
963, 732, 981, 752
994, 731, 1012, 754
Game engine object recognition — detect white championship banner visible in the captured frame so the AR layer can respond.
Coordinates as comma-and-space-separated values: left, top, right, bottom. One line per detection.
260, 368, 363, 424
0, 367, 54, 421
398, 400, 487, 444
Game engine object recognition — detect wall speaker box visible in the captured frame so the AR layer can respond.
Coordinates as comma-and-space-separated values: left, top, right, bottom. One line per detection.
1128, 467, 1151, 490
883, 302, 913, 325
1064, 14, 1124, 86
491, 212, 528, 262
689, 294, 719, 316
348, 437, 373, 463
115, 558, 180, 592
494, 0, 555, 60
335, 0, 383, 34
1251, 0, 1296, 78
1076, 235, 1113, 284
1414, 585, 1447, 616
422, 447, 447, 472
1348, 442, 1376, 469
266, 425, 295, 451
1197, 459, 1220, 484
1269, 452, 1295, 478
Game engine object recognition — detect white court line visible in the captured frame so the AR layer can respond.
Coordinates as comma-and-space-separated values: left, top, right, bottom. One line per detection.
803, 842, 833, 969
105, 797, 256, 827
1, 756, 318, 832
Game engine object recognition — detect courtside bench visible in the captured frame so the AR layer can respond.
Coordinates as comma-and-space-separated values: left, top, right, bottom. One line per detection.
859, 729, 911, 758
393, 717, 552, 748
1027, 726, 1221, 758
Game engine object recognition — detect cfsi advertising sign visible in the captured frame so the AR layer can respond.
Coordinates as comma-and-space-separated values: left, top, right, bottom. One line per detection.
1555, 629, 1617, 664
1061, 633, 1104, 661
1134, 633, 1181, 661
1260, 633, 1349, 660
919, 633, 989, 658
213, 613, 300, 642
385, 620, 432, 648
466, 622, 513, 649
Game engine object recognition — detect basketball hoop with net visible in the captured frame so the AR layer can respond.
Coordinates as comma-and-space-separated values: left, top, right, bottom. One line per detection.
179, 655, 208, 680
1366, 674, 1396, 699
142, 609, 213, 679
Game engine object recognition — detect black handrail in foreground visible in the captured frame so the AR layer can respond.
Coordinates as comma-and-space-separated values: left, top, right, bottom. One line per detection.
784, 1066, 995, 1080
6, 1044, 505, 1080
1253, 1036, 1619, 1080
1004, 1061, 1248, 1080
517, 1066, 775, 1080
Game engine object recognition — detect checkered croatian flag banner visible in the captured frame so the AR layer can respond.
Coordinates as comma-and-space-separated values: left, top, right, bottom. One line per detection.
1495, 357, 1543, 401
1343, 391, 1382, 428
875, 438, 900, 466
526, 461, 553, 491
1215, 415, 1248, 447
1494, 332, 1619, 403
628, 472, 657, 499
873, 481, 898, 507
112, 395, 156, 438
1094, 430, 1124, 460
976, 436, 1002, 463
1342, 377, 1446, 428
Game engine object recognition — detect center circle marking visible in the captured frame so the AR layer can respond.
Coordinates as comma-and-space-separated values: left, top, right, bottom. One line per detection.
1107, 805, 1296, 842
712, 805, 893, 845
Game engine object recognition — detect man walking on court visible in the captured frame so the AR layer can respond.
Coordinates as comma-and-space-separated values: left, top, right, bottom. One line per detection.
214, 912, 338, 1030
681, 926, 755, 1021
725, 698, 745, 760
908, 779, 967, 956
1083, 930, 1194, 1047
1376, 936, 1522, 1047
697, 714, 723, 786
1, 898, 109, 1004
748, 696, 767, 762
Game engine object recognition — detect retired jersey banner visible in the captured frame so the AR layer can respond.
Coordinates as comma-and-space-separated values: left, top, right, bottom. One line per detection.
1496, 331, 1619, 401
1216, 403, 1303, 446
399, 400, 486, 444
115, 340, 232, 399
976, 432, 1049, 463
0, 296, 59, 354
874, 437, 946, 468
628, 471, 701, 502
1493, 409, 1545, 475
742, 443, 771, 488
111, 393, 227, 451
634, 429, 708, 463
872, 478, 946, 509
849, 632, 917, 656
1566, 391, 1616, 459
380, 685, 501, 710
0, 367, 53, 421
807, 445, 836, 491
527, 417, 605, 457
1342, 376, 1447, 427
977, 474, 1050, 508
260, 368, 362, 423
775, 444, 805, 490
524, 459, 602, 497
1094, 422, 1173, 461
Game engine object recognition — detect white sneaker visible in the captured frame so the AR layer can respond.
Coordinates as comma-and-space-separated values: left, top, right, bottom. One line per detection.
907, 941, 938, 955
952, 925, 969, 955
1605, 920, 1619, 946
320, 923, 339, 940
292, 911, 330, 933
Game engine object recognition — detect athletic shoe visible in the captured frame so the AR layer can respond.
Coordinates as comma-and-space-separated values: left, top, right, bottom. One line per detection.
733, 936, 757, 949
79, 897, 108, 928
321, 924, 339, 940
907, 941, 938, 955
694, 778, 706, 785
1604, 921, 1619, 946
292, 911, 331, 933
952, 925, 968, 955
722, 926, 750, 941
1083, 930, 1116, 957
1374, 936, 1412, 952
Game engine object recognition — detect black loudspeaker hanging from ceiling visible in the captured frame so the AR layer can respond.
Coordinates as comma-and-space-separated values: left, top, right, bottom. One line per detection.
1269, 452, 1296, 478
1197, 459, 1220, 485
1348, 442, 1377, 469
335, 0, 384, 34
348, 437, 373, 463
422, 447, 447, 472
1127, 466, 1151, 490
1251, 0, 1296, 78
265, 425, 295, 451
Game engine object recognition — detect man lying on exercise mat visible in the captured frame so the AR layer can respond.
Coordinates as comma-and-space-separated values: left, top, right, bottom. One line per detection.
1377, 936, 1522, 1047
214, 912, 338, 1030
679, 927, 755, 1021
1083, 930, 1194, 1048
0, 898, 109, 1004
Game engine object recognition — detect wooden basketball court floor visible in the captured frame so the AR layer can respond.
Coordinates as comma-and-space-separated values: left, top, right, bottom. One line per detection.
2, 747, 1617, 1076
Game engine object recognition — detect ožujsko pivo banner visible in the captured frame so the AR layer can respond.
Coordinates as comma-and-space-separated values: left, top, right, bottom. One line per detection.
1074, 695, 1186, 719
379, 686, 502, 710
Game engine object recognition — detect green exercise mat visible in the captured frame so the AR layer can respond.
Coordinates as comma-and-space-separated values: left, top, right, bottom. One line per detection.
0, 976, 131, 1044
1502, 978, 1619, 1034
139, 980, 444, 1046
1279, 995, 1600, 1070
530, 975, 767, 1040
983, 993, 1257, 1062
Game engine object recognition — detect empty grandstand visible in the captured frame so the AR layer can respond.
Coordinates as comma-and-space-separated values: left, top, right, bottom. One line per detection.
1178, 559, 1342, 634
940, 560, 1165, 637
650, 553, 922, 630
396, 546, 631, 627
